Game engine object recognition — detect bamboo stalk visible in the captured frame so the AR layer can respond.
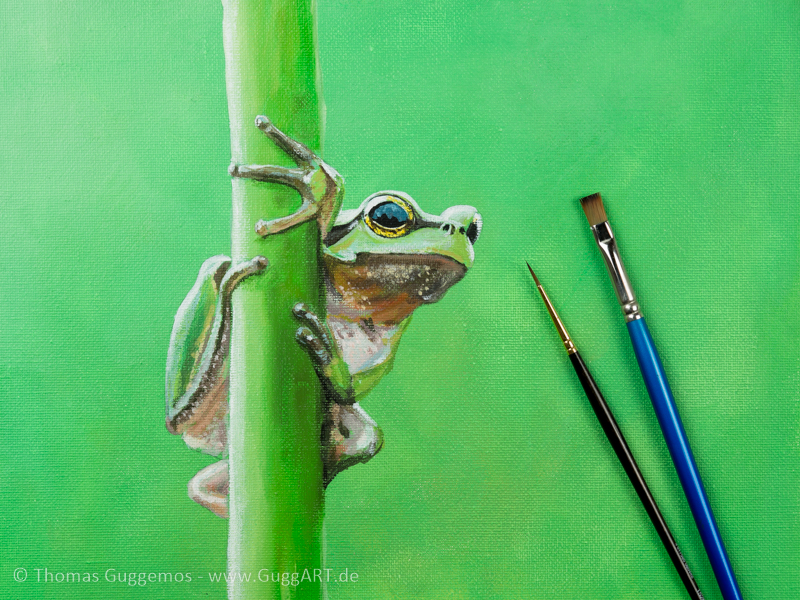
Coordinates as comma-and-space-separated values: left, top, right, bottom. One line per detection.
222, 1, 325, 598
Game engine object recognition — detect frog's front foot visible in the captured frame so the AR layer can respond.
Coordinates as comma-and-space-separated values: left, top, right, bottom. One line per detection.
229, 116, 344, 238
293, 302, 354, 404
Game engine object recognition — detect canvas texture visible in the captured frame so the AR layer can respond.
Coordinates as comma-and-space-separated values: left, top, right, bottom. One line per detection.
1, 1, 798, 598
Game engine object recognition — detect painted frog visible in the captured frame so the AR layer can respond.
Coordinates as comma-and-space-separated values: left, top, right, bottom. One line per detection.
165, 116, 481, 517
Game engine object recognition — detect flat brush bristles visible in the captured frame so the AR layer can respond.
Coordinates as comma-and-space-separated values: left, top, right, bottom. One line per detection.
580, 193, 607, 226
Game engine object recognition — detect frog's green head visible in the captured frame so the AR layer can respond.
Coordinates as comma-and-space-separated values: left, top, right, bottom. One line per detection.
325, 191, 481, 267
323, 192, 481, 319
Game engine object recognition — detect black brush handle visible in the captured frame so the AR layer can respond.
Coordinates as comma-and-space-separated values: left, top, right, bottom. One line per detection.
569, 351, 704, 600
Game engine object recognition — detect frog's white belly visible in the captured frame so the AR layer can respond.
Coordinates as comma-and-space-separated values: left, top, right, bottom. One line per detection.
326, 316, 400, 374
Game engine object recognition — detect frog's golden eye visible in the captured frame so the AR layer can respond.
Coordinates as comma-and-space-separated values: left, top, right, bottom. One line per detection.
365, 196, 415, 238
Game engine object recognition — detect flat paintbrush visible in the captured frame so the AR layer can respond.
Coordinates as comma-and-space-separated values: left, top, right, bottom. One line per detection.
527, 264, 704, 600
579, 193, 742, 600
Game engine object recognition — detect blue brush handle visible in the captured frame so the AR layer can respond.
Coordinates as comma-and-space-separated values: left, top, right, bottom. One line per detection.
627, 317, 742, 600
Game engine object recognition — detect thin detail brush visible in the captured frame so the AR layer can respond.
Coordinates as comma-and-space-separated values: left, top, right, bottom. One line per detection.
579, 193, 743, 600
527, 264, 704, 600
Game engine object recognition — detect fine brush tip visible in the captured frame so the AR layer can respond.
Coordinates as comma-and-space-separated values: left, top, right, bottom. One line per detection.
525, 261, 541, 287
579, 192, 608, 227
525, 262, 575, 353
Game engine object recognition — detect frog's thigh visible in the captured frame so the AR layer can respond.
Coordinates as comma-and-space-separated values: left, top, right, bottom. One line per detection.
188, 460, 229, 519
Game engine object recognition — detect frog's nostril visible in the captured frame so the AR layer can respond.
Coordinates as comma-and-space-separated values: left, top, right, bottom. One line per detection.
440, 223, 455, 235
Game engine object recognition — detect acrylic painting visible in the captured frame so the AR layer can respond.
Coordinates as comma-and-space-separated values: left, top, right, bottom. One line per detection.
2, 1, 799, 599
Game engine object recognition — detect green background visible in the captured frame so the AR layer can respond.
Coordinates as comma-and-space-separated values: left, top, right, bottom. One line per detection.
1, 0, 798, 598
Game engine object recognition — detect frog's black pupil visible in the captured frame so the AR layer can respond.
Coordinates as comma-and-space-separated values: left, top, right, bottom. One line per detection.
369, 202, 408, 229
466, 221, 479, 244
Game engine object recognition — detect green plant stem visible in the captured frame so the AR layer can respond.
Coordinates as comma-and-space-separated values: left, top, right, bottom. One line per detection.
221, 1, 325, 599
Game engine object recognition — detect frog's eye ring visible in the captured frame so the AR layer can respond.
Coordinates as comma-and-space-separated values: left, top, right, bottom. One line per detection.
365, 196, 415, 238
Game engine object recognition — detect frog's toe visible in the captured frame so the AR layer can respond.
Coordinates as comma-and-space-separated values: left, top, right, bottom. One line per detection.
254, 115, 272, 130
292, 302, 318, 326
252, 255, 269, 271
295, 326, 331, 367
220, 256, 270, 297
293, 303, 332, 351
254, 218, 285, 237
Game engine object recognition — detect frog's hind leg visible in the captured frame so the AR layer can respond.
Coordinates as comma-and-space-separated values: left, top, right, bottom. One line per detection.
188, 460, 229, 518
166, 256, 268, 434
323, 403, 384, 486
229, 116, 344, 237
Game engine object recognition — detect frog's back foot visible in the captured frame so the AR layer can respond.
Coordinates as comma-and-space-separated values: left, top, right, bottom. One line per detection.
165, 255, 231, 433
323, 402, 384, 486
166, 256, 268, 436
188, 460, 229, 519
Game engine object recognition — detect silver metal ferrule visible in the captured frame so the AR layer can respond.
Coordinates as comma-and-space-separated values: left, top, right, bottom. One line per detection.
590, 221, 642, 322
